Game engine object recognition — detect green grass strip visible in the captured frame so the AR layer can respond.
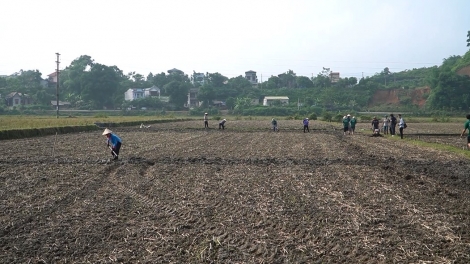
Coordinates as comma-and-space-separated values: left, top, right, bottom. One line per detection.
391, 136, 470, 159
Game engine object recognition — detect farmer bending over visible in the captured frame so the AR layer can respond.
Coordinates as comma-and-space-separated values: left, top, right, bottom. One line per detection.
103, 128, 122, 160
219, 119, 226, 130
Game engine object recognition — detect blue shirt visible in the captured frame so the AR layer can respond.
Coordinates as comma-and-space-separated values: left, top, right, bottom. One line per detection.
107, 134, 122, 147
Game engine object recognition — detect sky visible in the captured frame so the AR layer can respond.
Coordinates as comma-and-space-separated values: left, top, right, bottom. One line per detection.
1, 0, 469, 80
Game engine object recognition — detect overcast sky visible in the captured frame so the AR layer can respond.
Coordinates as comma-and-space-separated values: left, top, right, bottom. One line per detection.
1, 0, 469, 80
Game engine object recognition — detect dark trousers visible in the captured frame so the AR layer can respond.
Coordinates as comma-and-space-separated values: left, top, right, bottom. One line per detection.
390, 125, 396, 135
112, 142, 121, 158
303, 125, 309, 133
204, 121, 208, 128
399, 127, 404, 139
219, 123, 224, 129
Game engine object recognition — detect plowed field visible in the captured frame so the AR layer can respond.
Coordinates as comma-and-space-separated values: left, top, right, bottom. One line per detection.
1, 120, 469, 263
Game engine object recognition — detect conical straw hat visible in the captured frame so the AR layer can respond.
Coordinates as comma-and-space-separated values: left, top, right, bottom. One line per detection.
102, 128, 113, 135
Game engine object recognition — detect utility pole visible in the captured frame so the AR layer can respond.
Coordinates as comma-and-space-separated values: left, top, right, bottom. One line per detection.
55, 53, 60, 118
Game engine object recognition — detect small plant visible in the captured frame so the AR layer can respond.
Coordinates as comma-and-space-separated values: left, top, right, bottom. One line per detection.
94, 113, 108, 118
309, 112, 318, 120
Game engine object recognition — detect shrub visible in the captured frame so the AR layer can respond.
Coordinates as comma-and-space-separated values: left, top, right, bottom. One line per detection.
308, 113, 318, 120
334, 114, 344, 122
322, 112, 332, 122
94, 113, 108, 118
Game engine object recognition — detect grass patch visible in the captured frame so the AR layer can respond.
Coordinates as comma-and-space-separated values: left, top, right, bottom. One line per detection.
0, 115, 180, 130
396, 137, 470, 159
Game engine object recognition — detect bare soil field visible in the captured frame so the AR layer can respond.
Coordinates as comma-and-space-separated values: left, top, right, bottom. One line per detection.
1, 120, 469, 263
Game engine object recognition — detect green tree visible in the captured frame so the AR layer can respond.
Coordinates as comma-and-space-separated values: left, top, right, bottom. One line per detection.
197, 84, 216, 106
206, 72, 228, 88
225, 97, 236, 109
467, 30, 470, 47
0, 76, 7, 88
278, 70, 296, 88
234, 97, 252, 111
226, 76, 252, 96
164, 81, 191, 108
266, 76, 281, 89
296, 76, 313, 88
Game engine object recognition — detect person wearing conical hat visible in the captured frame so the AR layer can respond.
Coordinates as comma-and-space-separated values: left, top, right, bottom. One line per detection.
271, 118, 278, 132
102, 128, 122, 160
204, 113, 209, 128
219, 118, 227, 130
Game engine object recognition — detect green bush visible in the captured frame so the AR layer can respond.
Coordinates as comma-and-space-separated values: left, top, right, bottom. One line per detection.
308, 112, 318, 120
94, 113, 108, 118
334, 114, 344, 122
322, 112, 332, 122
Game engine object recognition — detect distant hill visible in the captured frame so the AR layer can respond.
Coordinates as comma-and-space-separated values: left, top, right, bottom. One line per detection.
369, 86, 430, 108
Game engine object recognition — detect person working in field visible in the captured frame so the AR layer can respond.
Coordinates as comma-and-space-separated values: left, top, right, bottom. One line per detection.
371, 116, 380, 135
398, 114, 406, 139
389, 114, 397, 136
103, 128, 122, 160
219, 119, 227, 130
271, 118, 278, 132
342, 115, 350, 135
350, 116, 357, 135
383, 115, 390, 135
204, 113, 209, 128
460, 114, 470, 150
303, 118, 310, 133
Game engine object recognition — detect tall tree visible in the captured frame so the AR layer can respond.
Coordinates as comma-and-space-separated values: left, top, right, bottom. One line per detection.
467, 30, 470, 47
163, 81, 191, 108
278, 70, 296, 88
206, 72, 228, 88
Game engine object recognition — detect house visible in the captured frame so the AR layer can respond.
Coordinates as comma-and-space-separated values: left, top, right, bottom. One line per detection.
263, 96, 289, 106
124, 85, 161, 101
330, 72, 340, 83
245, 70, 258, 85
51, 100, 71, 108
212, 100, 225, 107
5, 92, 33, 107
144, 85, 160, 97
48, 72, 58, 83
168, 68, 184, 75
124, 88, 144, 101
192, 71, 205, 85
186, 88, 200, 108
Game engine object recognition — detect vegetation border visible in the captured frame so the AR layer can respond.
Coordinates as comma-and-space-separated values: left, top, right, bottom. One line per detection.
0, 118, 192, 140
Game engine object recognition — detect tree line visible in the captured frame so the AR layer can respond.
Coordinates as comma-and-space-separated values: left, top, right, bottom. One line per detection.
1, 39, 469, 113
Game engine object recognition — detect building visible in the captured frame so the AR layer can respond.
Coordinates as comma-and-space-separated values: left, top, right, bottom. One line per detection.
125, 88, 144, 101
5, 92, 33, 107
124, 85, 161, 101
51, 100, 71, 108
245, 70, 258, 85
263, 96, 289, 106
168, 68, 184, 75
192, 71, 205, 85
186, 88, 199, 108
330, 72, 340, 83
48, 72, 58, 83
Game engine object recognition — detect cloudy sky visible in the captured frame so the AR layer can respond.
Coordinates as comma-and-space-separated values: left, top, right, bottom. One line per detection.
1, 0, 469, 80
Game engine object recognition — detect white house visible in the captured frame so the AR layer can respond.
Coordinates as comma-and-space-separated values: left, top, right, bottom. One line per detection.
124, 88, 144, 101
5, 92, 33, 107
124, 85, 161, 101
263, 96, 289, 106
